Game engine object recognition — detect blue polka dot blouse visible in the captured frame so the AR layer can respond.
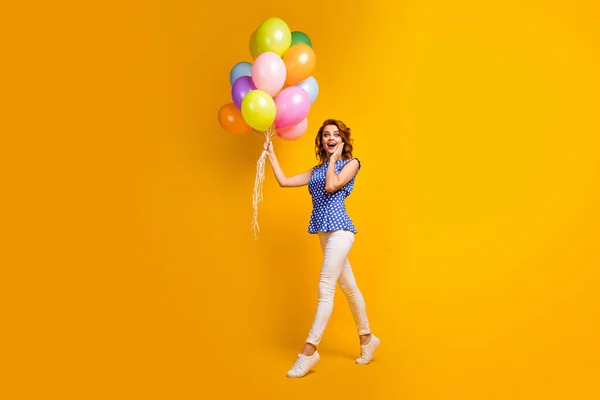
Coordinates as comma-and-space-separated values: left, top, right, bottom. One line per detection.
307, 158, 361, 234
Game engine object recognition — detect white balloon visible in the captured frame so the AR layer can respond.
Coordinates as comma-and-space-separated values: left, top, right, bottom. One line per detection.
296, 76, 319, 104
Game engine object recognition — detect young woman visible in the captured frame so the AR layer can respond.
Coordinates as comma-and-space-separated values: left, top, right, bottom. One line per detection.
264, 118, 380, 378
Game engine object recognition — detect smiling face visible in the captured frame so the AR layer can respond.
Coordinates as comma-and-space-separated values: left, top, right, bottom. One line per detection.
322, 124, 343, 156
314, 119, 354, 164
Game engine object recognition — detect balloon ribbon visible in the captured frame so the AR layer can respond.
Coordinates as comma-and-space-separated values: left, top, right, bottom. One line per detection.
251, 125, 276, 240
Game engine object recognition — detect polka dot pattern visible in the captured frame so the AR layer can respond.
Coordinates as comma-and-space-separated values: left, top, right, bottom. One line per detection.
307, 158, 361, 234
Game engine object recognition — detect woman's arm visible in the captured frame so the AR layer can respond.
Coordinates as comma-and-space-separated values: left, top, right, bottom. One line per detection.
264, 141, 312, 188
325, 142, 359, 192
325, 159, 359, 192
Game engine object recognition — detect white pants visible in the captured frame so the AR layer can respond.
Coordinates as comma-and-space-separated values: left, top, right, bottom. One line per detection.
306, 230, 371, 346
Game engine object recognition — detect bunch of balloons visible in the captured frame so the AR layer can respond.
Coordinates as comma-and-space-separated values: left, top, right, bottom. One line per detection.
218, 17, 318, 141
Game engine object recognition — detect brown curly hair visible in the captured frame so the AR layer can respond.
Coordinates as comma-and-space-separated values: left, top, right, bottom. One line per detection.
315, 119, 354, 165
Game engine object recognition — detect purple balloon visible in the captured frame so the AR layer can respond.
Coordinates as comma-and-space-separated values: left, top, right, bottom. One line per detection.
274, 87, 310, 129
231, 76, 257, 109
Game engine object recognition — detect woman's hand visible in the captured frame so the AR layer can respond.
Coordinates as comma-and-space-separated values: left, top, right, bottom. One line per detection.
264, 140, 275, 158
330, 142, 344, 162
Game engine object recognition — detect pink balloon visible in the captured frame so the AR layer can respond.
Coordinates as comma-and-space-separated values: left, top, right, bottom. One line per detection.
251, 52, 286, 97
277, 118, 308, 140
274, 87, 310, 129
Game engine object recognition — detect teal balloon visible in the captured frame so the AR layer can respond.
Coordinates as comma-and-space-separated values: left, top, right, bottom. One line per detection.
229, 62, 252, 85
291, 31, 312, 48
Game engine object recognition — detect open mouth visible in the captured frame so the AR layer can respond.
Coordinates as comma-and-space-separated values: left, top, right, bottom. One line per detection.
327, 142, 337, 150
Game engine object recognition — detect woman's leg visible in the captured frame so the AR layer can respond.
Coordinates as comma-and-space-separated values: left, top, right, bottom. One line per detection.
338, 258, 381, 363
337, 258, 371, 339
328, 237, 380, 364
304, 230, 355, 347
286, 231, 354, 378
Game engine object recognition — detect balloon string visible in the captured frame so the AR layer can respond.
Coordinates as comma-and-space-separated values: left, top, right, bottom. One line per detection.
251, 126, 276, 240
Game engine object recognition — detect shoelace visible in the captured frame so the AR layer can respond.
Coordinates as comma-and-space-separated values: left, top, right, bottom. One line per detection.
359, 345, 372, 361
291, 357, 306, 373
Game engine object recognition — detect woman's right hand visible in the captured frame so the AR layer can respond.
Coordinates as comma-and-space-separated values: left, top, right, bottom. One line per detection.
264, 140, 275, 157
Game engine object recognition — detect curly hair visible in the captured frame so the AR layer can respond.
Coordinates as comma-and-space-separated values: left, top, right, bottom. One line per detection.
315, 119, 354, 165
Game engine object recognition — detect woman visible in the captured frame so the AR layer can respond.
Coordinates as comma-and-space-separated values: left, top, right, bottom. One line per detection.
264, 119, 380, 378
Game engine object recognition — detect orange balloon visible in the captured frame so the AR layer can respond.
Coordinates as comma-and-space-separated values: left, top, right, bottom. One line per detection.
283, 44, 316, 86
218, 103, 251, 135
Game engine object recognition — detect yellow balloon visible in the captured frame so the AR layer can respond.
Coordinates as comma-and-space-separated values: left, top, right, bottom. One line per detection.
241, 90, 276, 131
256, 17, 291, 56
249, 30, 260, 59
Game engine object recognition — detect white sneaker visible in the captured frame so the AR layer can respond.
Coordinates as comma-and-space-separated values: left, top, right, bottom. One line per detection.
286, 351, 320, 378
356, 334, 380, 364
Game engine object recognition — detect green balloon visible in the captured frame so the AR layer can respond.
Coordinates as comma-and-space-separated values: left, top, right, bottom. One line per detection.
256, 17, 292, 56
291, 31, 312, 48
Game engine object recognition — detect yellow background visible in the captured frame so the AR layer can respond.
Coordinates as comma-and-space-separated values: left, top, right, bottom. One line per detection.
3, 0, 600, 398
